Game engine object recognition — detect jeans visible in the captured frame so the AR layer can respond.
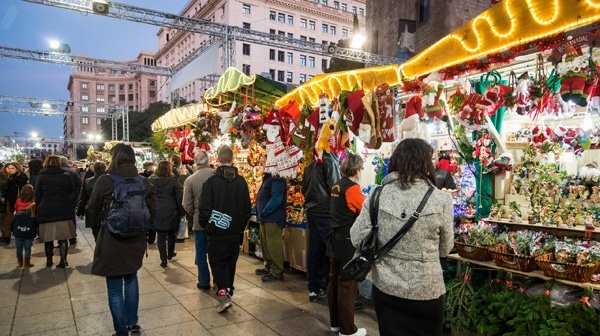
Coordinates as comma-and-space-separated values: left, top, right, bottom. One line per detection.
207, 236, 240, 293
194, 230, 210, 287
156, 230, 176, 262
15, 238, 33, 259
307, 214, 331, 293
106, 273, 139, 336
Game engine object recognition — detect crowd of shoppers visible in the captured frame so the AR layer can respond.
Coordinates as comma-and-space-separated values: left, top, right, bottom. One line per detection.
0, 137, 456, 336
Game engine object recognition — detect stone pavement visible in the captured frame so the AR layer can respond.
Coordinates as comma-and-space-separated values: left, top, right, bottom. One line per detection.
0, 221, 380, 336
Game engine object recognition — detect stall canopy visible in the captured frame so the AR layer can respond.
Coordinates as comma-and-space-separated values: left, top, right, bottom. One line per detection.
276, 0, 600, 108
204, 67, 291, 107
151, 102, 218, 132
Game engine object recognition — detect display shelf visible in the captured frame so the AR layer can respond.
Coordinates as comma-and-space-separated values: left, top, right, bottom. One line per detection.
448, 253, 600, 291
483, 218, 600, 239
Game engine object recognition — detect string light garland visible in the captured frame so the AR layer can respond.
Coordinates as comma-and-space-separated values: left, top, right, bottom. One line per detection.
203, 67, 256, 104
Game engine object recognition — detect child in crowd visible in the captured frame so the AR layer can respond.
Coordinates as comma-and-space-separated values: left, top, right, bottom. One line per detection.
15, 184, 35, 212
12, 204, 38, 267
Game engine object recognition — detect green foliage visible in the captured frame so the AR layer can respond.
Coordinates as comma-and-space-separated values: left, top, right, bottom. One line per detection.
445, 271, 477, 334
148, 131, 172, 159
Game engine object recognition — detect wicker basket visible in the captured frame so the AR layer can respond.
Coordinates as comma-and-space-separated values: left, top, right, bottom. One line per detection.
489, 245, 538, 272
535, 253, 600, 283
454, 241, 493, 261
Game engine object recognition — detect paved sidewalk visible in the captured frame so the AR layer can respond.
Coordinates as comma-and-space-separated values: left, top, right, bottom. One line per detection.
0, 221, 379, 336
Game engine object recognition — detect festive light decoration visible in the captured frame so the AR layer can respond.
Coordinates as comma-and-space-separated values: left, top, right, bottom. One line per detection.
275, 65, 401, 108
401, 0, 600, 77
150, 103, 219, 132
204, 67, 256, 104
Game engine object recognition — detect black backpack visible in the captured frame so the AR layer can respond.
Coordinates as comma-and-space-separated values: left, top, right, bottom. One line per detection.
104, 174, 150, 239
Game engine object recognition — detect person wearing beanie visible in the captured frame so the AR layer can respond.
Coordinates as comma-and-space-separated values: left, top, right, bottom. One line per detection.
182, 150, 214, 290
199, 145, 251, 313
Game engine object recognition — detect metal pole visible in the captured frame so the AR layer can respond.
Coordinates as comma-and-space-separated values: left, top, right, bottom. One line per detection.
122, 106, 129, 142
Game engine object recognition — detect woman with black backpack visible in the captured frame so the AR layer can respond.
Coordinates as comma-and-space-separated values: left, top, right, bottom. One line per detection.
89, 144, 156, 336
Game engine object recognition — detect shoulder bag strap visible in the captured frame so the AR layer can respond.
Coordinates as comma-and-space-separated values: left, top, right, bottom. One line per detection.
372, 186, 435, 261
369, 186, 383, 229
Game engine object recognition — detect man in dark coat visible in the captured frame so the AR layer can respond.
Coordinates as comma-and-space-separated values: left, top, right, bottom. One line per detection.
60, 156, 82, 245
255, 172, 287, 281
76, 161, 107, 241
199, 145, 251, 313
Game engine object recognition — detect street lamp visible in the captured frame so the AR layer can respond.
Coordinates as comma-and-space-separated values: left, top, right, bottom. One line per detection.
48, 39, 71, 54
350, 33, 366, 49
30, 131, 38, 139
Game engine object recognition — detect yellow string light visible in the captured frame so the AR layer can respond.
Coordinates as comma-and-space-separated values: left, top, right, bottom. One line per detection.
585, 0, 600, 8
203, 67, 256, 103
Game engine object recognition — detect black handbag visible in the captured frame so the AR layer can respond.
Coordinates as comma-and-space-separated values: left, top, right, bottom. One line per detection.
341, 185, 435, 282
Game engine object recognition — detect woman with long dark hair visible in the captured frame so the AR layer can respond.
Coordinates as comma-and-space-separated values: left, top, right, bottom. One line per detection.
36, 156, 77, 267
149, 160, 184, 268
1, 162, 28, 243
89, 143, 156, 336
350, 138, 454, 336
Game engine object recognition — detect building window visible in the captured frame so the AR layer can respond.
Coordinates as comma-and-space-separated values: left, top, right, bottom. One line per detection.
286, 72, 293, 83
300, 35, 307, 41
278, 30, 285, 36
81, 94, 88, 101
269, 49, 276, 60
287, 33, 293, 39
128, 84, 133, 90
81, 106, 89, 112
341, 3, 347, 11
333, 1, 339, 9
96, 84, 104, 90
96, 96, 105, 102
322, 40, 328, 45
277, 50, 285, 62
109, 95, 116, 102
110, 69, 118, 75
81, 116, 89, 125
81, 82, 88, 89
277, 70, 285, 82
278, 13, 285, 23
352, 6, 357, 14
330, 26, 336, 35
286, 52, 293, 64
287, 15, 294, 25
322, 59, 328, 70
97, 107, 105, 113
243, 22, 251, 29
359, 8, 365, 16
242, 64, 251, 75
308, 56, 315, 68
299, 74, 307, 84
119, 94, 125, 101
309, 37, 316, 42
342, 28, 348, 37
128, 94, 134, 101
242, 3, 251, 14
300, 55, 307, 66
119, 84, 124, 91
149, 80, 155, 86
300, 18, 307, 28
269, 10, 276, 20
242, 43, 250, 56
149, 91, 156, 98
308, 20, 315, 30
108, 84, 115, 91
269, 69, 276, 80
322, 23, 328, 33
419, 0, 430, 22
129, 106, 134, 111
97, 118, 102, 125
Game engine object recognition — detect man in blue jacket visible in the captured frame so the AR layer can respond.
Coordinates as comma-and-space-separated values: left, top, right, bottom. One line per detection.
255, 172, 287, 281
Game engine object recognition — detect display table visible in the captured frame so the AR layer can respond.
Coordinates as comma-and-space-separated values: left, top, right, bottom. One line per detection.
484, 218, 600, 240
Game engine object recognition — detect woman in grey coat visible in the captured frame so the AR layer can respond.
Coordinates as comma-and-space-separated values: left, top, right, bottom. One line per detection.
350, 138, 454, 336
149, 160, 185, 267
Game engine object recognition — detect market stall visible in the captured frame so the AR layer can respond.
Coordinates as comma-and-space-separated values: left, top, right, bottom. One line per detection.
271, 0, 600, 331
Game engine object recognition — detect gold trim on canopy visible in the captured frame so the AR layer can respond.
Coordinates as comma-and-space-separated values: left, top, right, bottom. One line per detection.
151, 103, 218, 132
275, 64, 401, 108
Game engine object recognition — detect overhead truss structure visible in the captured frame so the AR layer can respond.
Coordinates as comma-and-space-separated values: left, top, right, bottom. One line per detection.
0, 95, 130, 141
22, 0, 400, 66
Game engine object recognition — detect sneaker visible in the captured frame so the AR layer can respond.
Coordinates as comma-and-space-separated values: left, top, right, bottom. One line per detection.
216, 289, 232, 313
167, 252, 177, 260
160, 260, 167, 268
340, 327, 367, 336
330, 326, 340, 332
127, 324, 141, 334
308, 288, 326, 302
261, 273, 283, 282
254, 268, 269, 276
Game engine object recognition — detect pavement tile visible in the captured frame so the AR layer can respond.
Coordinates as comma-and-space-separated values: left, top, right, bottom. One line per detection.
16, 294, 71, 317
232, 287, 282, 307
137, 276, 165, 295
138, 304, 195, 330
11, 309, 74, 336
18, 282, 69, 300
163, 281, 199, 297
175, 291, 219, 311
151, 268, 197, 285
144, 320, 212, 336
139, 290, 179, 310
209, 319, 279, 336
25, 326, 79, 336
68, 279, 107, 296
0, 323, 11, 335
191, 305, 255, 329
266, 313, 329, 336
71, 292, 110, 317
0, 305, 15, 326
75, 311, 115, 336
243, 300, 304, 323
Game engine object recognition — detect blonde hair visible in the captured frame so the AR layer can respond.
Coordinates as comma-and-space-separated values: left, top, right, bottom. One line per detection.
26, 203, 36, 218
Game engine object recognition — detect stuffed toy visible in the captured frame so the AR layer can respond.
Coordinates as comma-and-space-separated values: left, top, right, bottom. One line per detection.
473, 132, 494, 170
318, 93, 333, 124
458, 93, 486, 130
478, 83, 511, 116
585, 73, 600, 115
399, 95, 424, 139
578, 163, 600, 184
530, 125, 553, 146
179, 130, 196, 165
375, 83, 396, 142
359, 90, 382, 148
514, 72, 533, 115
422, 83, 446, 120
556, 39, 589, 107
314, 118, 336, 162
489, 152, 514, 175
242, 104, 263, 133
263, 111, 303, 178
563, 128, 584, 156
290, 106, 315, 150
344, 89, 366, 135
218, 101, 237, 135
